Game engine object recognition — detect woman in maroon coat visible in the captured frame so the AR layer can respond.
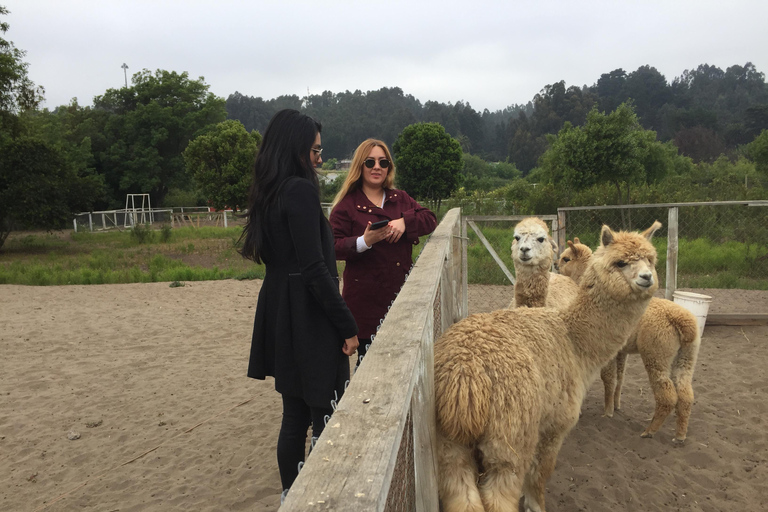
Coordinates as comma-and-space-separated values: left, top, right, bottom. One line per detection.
330, 139, 437, 366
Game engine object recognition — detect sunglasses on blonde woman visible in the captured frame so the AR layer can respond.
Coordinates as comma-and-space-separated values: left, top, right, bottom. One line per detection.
364, 158, 390, 169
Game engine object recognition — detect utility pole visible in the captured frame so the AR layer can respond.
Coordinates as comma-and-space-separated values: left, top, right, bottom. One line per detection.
121, 63, 129, 88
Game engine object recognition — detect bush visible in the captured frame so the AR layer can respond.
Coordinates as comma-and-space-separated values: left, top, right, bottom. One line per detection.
130, 224, 155, 244
160, 224, 173, 243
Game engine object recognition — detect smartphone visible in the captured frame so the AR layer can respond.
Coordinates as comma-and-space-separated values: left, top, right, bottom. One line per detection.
370, 220, 389, 230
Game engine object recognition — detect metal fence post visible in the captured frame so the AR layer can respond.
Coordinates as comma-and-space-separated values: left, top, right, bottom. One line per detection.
88, 213, 93, 232
666, 206, 679, 300
73, 219, 78, 233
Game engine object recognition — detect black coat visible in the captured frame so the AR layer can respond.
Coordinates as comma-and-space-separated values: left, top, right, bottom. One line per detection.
247, 177, 358, 408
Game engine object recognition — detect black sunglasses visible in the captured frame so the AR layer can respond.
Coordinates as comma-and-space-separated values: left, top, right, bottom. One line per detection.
363, 158, 390, 169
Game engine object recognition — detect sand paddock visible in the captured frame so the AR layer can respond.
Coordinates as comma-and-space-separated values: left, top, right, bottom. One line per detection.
1, 281, 767, 511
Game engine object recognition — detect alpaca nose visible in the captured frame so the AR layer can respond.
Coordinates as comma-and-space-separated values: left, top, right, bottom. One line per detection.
638, 271, 654, 287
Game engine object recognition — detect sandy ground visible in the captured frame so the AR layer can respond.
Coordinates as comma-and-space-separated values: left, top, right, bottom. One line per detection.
1, 281, 767, 511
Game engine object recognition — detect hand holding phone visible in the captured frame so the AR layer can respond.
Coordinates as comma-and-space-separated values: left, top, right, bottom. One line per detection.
369, 220, 389, 230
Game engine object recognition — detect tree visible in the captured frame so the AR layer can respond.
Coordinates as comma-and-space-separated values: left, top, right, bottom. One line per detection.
1, 6, 44, 121
392, 122, 462, 207
0, 136, 104, 249
746, 129, 768, 177
0, 6, 103, 249
183, 120, 261, 212
540, 103, 676, 207
94, 69, 227, 206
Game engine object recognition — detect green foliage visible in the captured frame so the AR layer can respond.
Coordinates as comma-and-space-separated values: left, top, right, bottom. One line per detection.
0, 136, 105, 249
94, 69, 227, 205
539, 104, 685, 205
183, 119, 260, 211
0, 6, 44, 116
319, 173, 346, 203
321, 158, 338, 170
746, 129, 768, 177
160, 224, 172, 243
392, 122, 463, 203
0, 226, 261, 285
129, 224, 155, 244
162, 187, 205, 208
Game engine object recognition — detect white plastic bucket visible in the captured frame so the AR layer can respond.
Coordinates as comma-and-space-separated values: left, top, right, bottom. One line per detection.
673, 291, 713, 337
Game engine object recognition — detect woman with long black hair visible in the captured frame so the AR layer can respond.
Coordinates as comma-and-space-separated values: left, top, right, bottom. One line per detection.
240, 109, 359, 496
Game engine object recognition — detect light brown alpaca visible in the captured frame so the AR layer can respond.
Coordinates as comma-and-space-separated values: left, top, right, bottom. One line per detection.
508, 217, 579, 310
435, 222, 660, 512
557, 238, 701, 443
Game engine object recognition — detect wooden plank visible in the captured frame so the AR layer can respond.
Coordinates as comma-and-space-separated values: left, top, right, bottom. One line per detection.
555, 211, 567, 262
706, 314, 768, 326
467, 220, 515, 285
461, 218, 468, 321
280, 209, 461, 512
665, 207, 678, 300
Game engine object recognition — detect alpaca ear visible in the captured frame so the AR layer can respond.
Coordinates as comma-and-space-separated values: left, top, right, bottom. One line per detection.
642, 220, 663, 241
567, 240, 576, 251
600, 225, 614, 247
573, 237, 581, 244
550, 237, 558, 255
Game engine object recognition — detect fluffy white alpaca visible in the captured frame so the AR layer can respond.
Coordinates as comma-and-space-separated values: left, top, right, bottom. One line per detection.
557, 238, 701, 442
435, 222, 661, 512
507, 217, 579, 311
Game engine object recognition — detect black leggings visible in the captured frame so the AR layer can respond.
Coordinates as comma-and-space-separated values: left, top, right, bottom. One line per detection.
277, 395, 333, 490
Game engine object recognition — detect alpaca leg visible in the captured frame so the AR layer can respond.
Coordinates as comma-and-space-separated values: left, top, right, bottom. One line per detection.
672, 376, 694, 444
477, 434, 533, 512
437, 434, 484, 512
672, 371, 693, 444
601, 358, 617, 417
522, 432, 567, 512
614, 352, 628, 411
640, 357, 677, 438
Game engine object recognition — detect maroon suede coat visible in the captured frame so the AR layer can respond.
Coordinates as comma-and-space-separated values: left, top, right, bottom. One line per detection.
330, 187, 437, 339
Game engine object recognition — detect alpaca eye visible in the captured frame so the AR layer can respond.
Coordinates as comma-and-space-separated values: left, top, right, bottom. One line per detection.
514, 235, 520, 241
562, 257, 570, 263
537, 237, 545, 243
616, 261, 628, 268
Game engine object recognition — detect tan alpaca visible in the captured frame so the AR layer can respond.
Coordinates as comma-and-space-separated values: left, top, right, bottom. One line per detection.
557, 238, 701, 443
508, 217, 579, 310
435, 222, 660, 512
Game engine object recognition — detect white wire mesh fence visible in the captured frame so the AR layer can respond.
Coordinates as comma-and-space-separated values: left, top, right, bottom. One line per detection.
558, 201, 768, 291
72, 207, 239, 232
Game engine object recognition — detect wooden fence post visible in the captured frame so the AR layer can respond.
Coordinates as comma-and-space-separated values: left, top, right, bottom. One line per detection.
666, 207, 679, 300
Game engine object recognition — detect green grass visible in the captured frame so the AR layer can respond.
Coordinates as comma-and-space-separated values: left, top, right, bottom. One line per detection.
0, 226, 262, 286
5, 225, 764, 289
465, 225, 768, 289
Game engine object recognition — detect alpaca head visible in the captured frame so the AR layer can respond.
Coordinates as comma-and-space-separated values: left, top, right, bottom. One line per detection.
556, 237, 593, 283
581, 221, 661, 302
511, 217, 558, 272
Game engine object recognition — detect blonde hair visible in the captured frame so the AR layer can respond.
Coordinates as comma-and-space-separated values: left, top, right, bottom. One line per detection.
331, 139, 397, 208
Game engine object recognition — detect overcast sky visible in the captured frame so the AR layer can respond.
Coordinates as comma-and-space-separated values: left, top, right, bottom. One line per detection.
4, 0, 768, 112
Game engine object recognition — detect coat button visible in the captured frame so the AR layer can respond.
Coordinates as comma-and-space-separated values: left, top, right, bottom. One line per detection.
396, 262, 400, 266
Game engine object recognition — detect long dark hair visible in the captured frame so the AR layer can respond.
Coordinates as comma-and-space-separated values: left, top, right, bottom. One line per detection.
239, 109, 322, 263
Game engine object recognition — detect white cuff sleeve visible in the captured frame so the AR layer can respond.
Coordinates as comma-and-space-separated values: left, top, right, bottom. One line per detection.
356, 235, 372, 253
